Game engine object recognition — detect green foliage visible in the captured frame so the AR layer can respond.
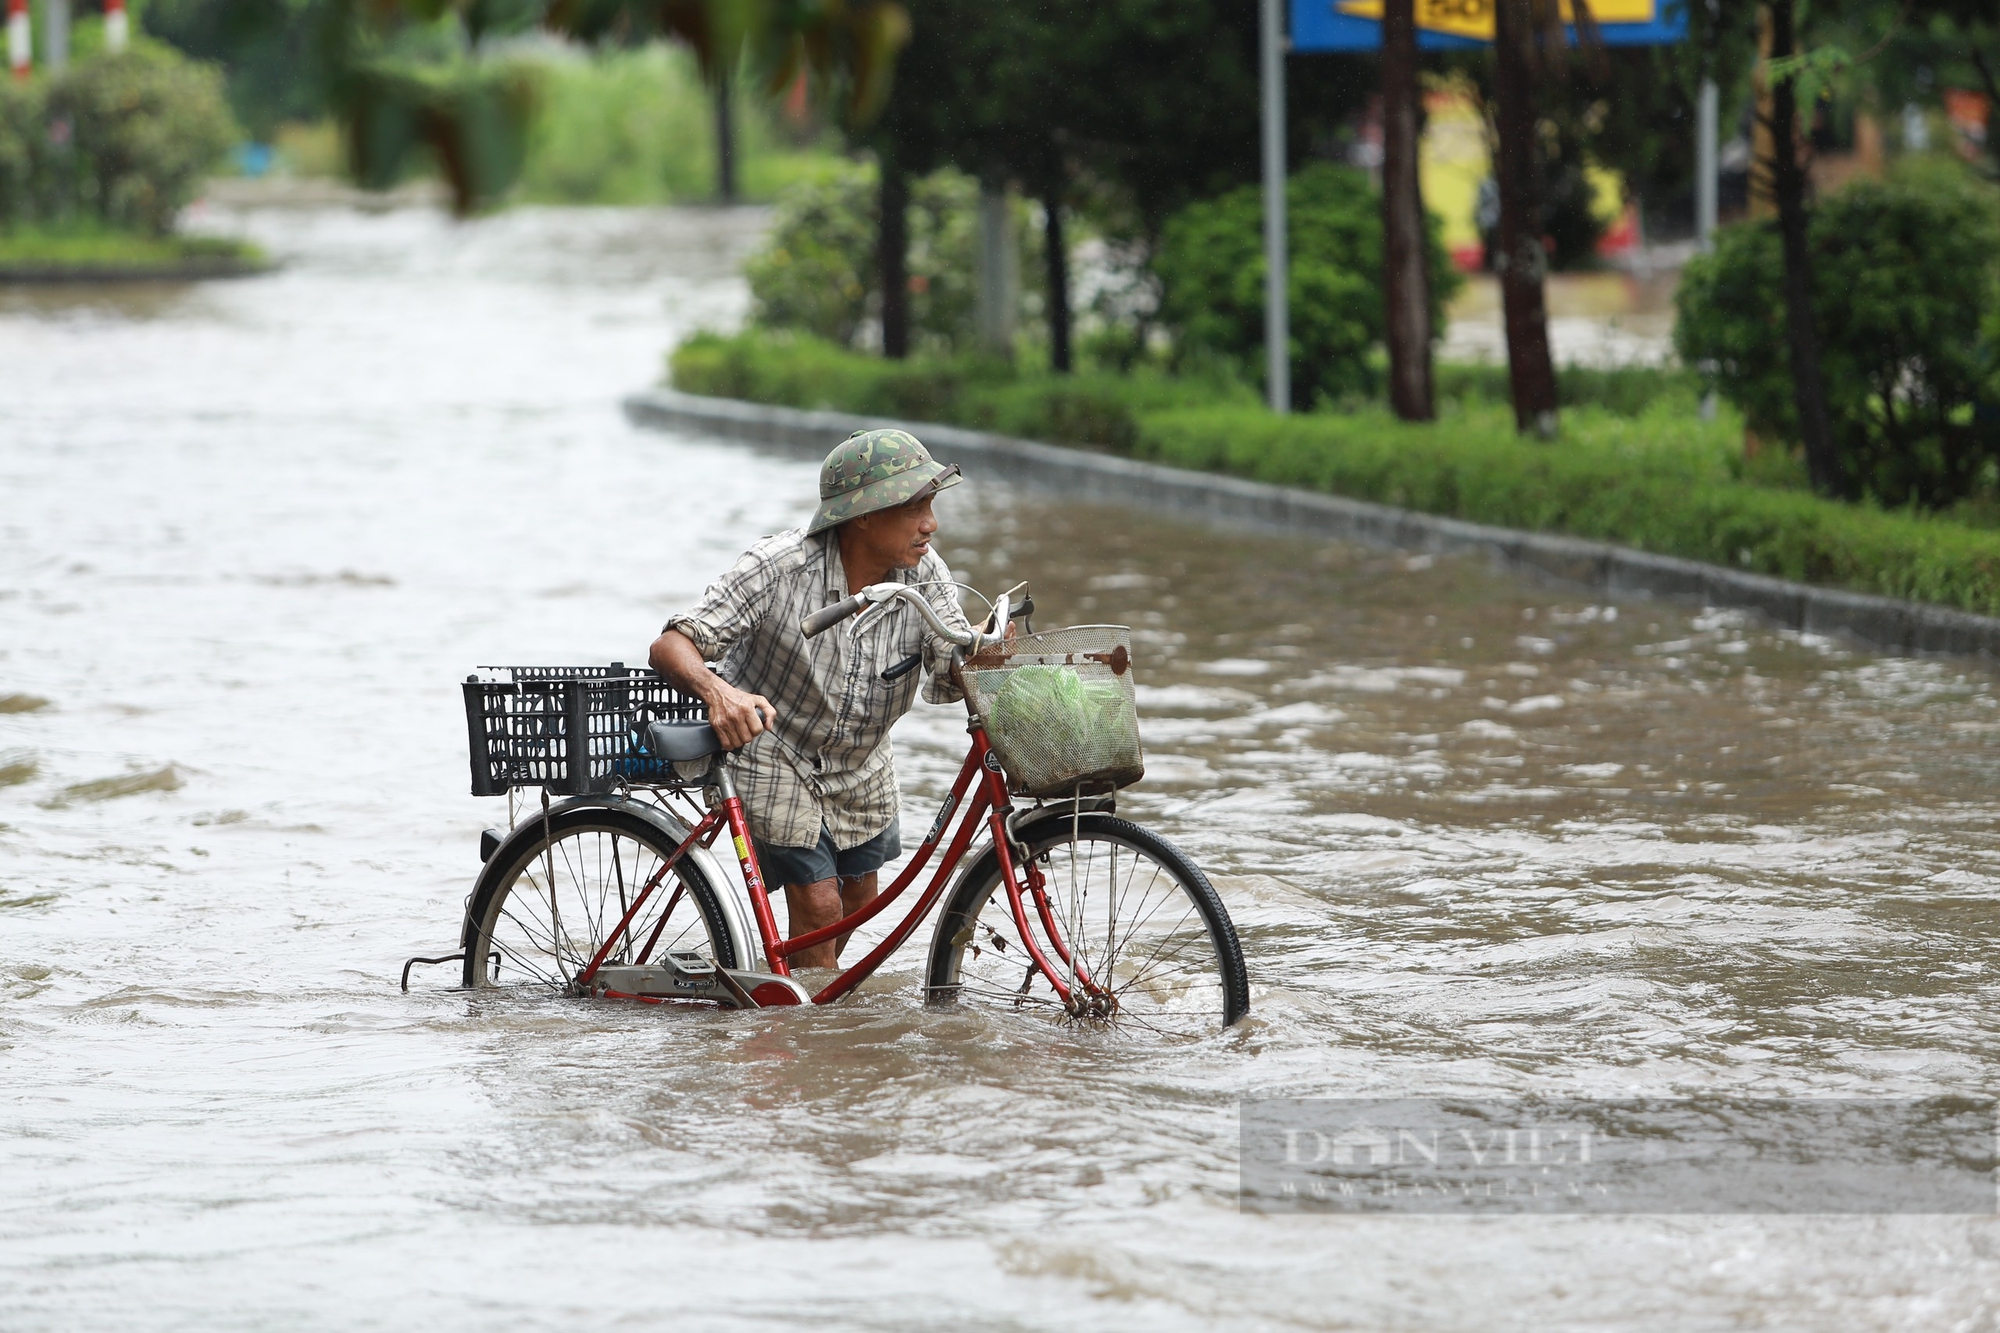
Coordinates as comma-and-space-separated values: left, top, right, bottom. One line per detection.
1676, 165, 2000, 509
672, 328, 2000, 618
514, 46, 838, 205
143, 0, 340, 138
1153, 164, 1461, 408
0, 44, 236, 236
743, 161, 980, 352
311, 0, 911, 213
339, 54, 537, 211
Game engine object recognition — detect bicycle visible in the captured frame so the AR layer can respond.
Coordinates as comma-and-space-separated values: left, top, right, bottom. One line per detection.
445, 584, 1250, 1036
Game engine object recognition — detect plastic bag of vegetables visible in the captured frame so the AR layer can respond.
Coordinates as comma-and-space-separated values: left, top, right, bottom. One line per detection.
983, 663, 1143, 796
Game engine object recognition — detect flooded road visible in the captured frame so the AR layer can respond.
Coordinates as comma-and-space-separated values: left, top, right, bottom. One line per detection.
3, 204, 1999, 1331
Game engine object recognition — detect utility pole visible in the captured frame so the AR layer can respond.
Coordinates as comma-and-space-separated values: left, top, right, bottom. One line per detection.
1259, 0, 1290, 413
44, 0, 66, 70
1696, 78, 1718, 248
714, 71, 736, 203
975, 184, 1018, 357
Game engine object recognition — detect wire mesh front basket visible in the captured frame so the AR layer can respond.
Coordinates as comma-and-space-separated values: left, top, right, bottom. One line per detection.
462, 663, 706, 796
962, 625, 1145, 798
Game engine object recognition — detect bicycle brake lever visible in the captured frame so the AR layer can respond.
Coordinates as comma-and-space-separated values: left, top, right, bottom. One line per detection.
881, 653, 922, 683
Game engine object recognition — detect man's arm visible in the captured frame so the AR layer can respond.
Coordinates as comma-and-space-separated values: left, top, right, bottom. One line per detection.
649, 629, 777, 750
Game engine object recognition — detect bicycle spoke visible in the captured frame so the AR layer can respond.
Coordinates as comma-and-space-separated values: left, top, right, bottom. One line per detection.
472, 821, 729, 997
954, 828, 1232, 1037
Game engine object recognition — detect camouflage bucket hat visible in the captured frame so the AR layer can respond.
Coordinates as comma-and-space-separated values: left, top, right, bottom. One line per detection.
807, 428, 962, 535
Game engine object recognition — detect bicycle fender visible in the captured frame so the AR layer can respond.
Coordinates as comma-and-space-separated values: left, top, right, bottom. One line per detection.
461, 795, 755, 971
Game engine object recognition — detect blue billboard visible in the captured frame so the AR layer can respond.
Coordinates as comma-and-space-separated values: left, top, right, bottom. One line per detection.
1291, 0, 1688, 52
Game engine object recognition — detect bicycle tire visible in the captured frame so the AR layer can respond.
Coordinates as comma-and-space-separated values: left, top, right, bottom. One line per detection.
462, 805, 739, 992
925, 813, 1250, 1034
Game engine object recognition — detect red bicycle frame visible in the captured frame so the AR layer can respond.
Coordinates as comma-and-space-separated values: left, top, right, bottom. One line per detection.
573, 724, 1106, 1011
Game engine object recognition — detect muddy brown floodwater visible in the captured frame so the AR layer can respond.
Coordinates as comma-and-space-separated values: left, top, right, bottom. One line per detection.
2, 202, 1998, 1332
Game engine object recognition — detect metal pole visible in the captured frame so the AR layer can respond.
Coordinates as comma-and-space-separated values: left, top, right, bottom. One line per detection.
976, 185, 1017, 356
44, 0, 66, 70
714, 70, 736, 203
1696, 77, 1718, 249
1260, 0, 1289, 413
8, 0, 30, 78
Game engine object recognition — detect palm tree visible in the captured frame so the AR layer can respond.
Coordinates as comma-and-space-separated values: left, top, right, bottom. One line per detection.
327, 0, 912, 215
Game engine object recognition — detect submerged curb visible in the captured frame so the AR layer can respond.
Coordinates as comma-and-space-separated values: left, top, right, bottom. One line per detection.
623, 389, 2000, 662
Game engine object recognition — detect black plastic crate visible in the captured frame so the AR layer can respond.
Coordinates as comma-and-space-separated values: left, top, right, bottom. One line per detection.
462, 663, 706, 796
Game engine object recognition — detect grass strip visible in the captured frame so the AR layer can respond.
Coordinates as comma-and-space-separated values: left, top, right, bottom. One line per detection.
0, 226, 265, 275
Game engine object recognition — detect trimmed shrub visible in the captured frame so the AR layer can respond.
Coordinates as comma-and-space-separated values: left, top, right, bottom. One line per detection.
1433, 361, 1702, 417
1136, 405, 2000, 614
1675, 164, 2000, 510
670, 329, 1249, 451
1153, 163, 1461, 408
0, 78, 45, 228
46, 44, 236, 235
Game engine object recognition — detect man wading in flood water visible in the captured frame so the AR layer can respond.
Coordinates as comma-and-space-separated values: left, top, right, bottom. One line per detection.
648, 430, 975, 968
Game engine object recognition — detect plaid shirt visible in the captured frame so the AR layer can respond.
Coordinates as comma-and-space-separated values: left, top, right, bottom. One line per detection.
663, 528, 971, 852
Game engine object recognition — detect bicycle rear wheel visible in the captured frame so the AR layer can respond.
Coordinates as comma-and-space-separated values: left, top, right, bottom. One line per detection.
462, 805, 738, 992
926, 813, 1249, 1035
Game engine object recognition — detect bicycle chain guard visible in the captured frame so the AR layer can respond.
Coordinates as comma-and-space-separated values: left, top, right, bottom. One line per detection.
591, 951, 808, 1008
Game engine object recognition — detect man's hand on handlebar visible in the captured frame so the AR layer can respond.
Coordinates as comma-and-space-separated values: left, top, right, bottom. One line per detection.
650, 627, 776, 750
703, 679, 777, 750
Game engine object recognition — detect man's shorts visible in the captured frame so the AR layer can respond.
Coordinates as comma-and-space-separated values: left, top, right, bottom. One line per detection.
754, 821, 901, 888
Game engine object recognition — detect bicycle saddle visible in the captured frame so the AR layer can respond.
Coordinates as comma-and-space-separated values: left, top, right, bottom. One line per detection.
642, 719, 722, 762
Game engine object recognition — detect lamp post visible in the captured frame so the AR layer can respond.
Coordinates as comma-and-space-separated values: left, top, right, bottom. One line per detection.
44, 0, 65, 70
1259, 0, 1289, 414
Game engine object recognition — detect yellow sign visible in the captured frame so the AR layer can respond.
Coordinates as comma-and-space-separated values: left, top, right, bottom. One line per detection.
1334, 0, 1656, 43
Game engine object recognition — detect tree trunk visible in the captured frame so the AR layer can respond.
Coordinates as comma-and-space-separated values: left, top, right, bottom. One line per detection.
879, 151, 910, 360
1380, 0, 1434, 421
1766, 0, 1842, 495
1042, 179, 1071, 374
1491, 0, 1560, 436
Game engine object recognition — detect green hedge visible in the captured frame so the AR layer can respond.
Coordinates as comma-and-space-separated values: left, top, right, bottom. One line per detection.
672, 330, 1252, 453
1137, 409, 2000, 614
669, 332, 2000, 617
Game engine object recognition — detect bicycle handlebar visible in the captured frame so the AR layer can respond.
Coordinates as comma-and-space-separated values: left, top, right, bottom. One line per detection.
800, 583, 986, 651
801, 594, 868, 639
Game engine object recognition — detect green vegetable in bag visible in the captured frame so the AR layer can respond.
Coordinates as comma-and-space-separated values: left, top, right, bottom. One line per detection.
987, 664, 1134, 787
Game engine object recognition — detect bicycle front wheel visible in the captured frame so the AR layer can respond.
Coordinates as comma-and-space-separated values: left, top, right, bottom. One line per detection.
926, 813, 1249, 1035
462, 805, 739, 992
